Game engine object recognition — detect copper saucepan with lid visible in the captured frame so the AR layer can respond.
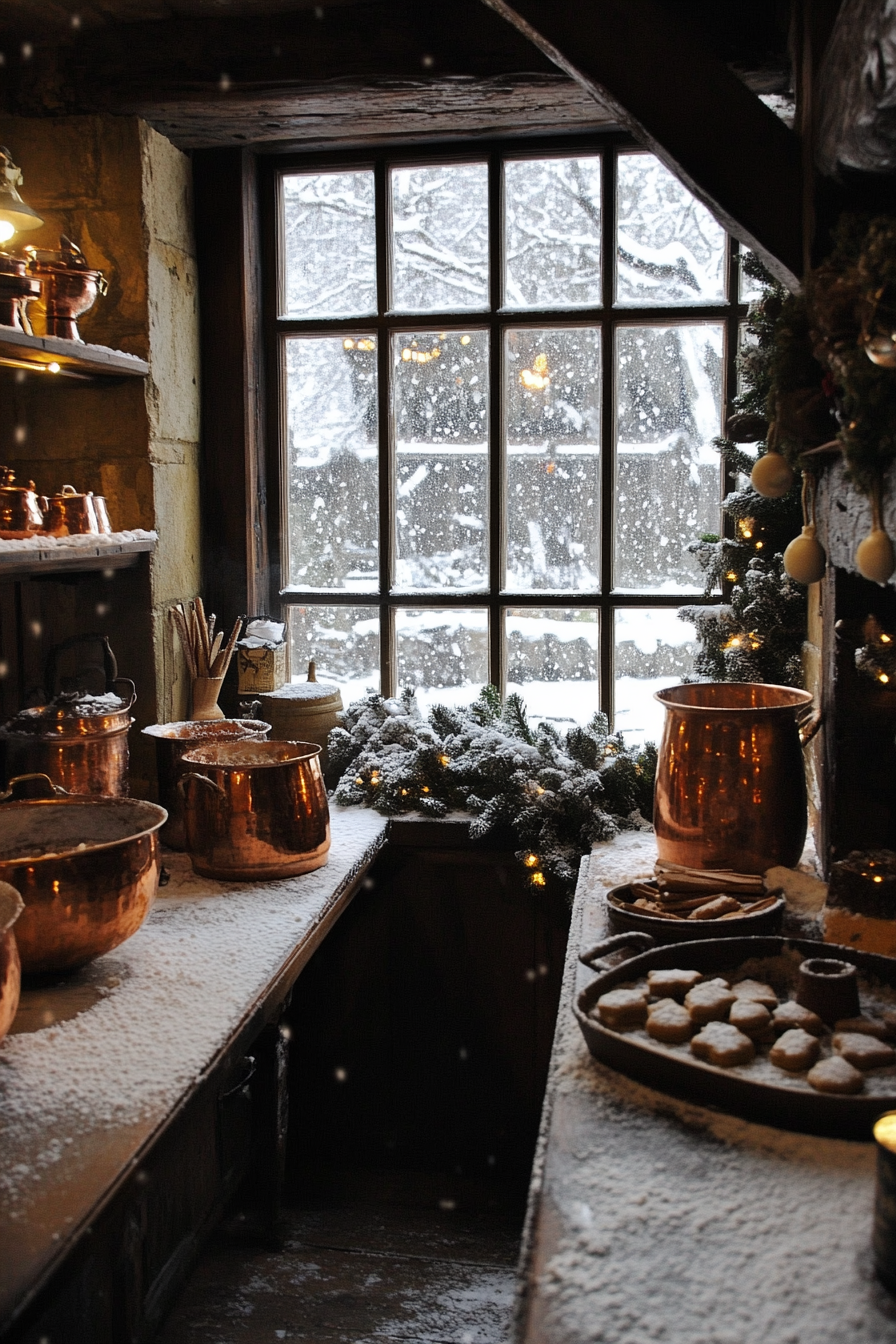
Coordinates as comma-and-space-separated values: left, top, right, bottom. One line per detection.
0, 774, 166, 974
180, 739, 330, 881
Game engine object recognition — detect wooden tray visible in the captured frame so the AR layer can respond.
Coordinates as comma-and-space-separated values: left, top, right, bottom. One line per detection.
606, 880, 784, 942
574, 932, 896, 1139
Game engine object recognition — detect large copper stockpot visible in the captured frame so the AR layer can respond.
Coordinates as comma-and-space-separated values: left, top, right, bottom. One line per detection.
0, 774, 166, 974
653, 682, 820, 875
142, 717, 271, 849
0, 679, 136, 797
180, 740, 330, 881
0, 881, 23, 1041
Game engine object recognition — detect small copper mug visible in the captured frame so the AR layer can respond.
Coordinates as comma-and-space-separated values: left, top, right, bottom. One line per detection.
42, 484, 100, 536
180, 739, 330, 881
653, 682, 821, 874
0, 466, 44, 532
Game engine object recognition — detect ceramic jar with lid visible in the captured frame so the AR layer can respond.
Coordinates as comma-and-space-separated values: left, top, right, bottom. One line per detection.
0, 679, 136, 796
258, 662, 343, 774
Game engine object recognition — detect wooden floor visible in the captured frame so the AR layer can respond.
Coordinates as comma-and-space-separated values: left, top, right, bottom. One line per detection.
156, 1169, 525, 1344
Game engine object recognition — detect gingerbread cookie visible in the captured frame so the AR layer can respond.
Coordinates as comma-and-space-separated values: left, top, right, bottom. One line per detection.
646, 998, 694, 1044
690, 1021, 755, 1067
729, 998, 773, 1040
833, 1016, 889, 1040
769, 1028, 820, 1072
730, 979, 778, 1010
772, 1001, 824, 1037
595, 987, 649, 1031
807, 1055, 864, 1095
684, 978, 735, 1024
832, 1031, 896, 1071
646, 968, 702, 1001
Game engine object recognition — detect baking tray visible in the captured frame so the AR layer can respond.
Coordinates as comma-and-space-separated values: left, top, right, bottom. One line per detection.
574, 932, 896, 1139
606, 880, 784, 942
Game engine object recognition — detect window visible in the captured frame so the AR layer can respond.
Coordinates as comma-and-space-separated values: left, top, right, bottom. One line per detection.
265, 137, 746, 746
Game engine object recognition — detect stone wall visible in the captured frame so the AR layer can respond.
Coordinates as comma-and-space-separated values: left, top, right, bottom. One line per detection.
0, 114, 201, 789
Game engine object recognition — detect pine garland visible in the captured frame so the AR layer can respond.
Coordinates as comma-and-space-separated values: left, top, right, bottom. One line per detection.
329, 686, 656, 896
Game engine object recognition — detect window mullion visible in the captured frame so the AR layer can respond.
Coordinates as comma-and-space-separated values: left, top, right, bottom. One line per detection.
599, 146, 616, 725
488, 150, 504, 695
375, 156, 395, 696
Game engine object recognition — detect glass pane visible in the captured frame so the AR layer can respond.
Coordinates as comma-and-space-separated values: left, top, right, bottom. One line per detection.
614, 608, 698, 747
281, 170, 376, 318
393, 330, 488, 590
614, 324, 723, 593
504, 156, 602, 309
284, 335, 378, 591
391, 164, 488, 312
287, 606, 380, 700
505, 608, 599, 729
739, 248, 765, 303
616, 153, 725, 306
395, 608, 488, 716
505, 328, 601, 591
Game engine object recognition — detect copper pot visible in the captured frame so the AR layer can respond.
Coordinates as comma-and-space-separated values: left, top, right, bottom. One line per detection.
25, 245, 107, 343
42, 484, 100, 536
180, 740, 330, 881
653, 682, 821, 875
0, 881, 23, 1042
0, 465, 44, 533
0, 678, 136, 796
0, 774, 166, 974
142, 717, 271, 849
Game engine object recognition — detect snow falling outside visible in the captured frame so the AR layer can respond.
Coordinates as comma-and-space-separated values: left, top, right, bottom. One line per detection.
616, 152, 726, 306
281, 155, 719, 741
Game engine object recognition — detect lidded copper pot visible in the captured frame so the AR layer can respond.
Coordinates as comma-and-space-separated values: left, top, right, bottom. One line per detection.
0, 465, 44, 533
653, 681, 820, 875
0, 677, 136, 797
180, 739, 330, 881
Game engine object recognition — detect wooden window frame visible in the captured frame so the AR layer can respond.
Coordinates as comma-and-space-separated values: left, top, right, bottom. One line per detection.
257, 131, 746, 722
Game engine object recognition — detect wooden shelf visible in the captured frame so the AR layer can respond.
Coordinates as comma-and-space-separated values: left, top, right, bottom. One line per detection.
0, 327, 149, 380
0, 533, 156, 579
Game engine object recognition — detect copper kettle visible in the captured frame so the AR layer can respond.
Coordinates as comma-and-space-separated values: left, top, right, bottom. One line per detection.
0, 466, 44, 533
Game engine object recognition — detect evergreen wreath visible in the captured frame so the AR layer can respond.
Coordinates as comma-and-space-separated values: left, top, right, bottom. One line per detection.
329, 685, 657, 896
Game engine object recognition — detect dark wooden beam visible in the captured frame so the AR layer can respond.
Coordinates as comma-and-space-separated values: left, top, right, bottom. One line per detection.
478, 0, 807, 289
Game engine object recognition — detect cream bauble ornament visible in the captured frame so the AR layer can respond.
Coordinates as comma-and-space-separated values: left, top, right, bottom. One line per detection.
750, 451, 795, 499
783, 524, 826, 584
856, 528, 896, 585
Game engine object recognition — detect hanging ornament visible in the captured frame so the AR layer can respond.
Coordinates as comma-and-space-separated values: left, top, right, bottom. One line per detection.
856, 481, 896, 585
751, 450, 795, 498
783, 473, 826, 584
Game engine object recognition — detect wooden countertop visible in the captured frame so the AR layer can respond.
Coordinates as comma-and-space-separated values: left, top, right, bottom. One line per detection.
0, 806, 389, 1330
516, 832, 896, 1344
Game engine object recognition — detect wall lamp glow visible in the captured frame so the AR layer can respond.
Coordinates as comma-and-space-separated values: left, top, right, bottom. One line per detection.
0, 147, 44, 244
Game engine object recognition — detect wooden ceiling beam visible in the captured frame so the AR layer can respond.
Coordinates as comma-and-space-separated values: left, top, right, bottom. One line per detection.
478, 0, 807, 289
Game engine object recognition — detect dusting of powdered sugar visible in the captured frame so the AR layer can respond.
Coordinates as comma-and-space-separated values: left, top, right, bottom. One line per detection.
0, 807, 388, 1216
516, 836, 896, 1344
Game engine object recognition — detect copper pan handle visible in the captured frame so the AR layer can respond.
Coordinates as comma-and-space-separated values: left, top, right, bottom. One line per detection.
0, 773, 70, 802
177, 772, 225, 799
579, 932, 655, 973
797, 706, 823, 747
112, 676, 137, 712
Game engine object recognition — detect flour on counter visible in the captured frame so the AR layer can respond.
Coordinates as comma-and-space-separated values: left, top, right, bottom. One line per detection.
0, 807, 388, 1211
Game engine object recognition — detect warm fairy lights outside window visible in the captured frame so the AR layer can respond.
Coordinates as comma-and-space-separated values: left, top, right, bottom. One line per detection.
270, 141, 748, 743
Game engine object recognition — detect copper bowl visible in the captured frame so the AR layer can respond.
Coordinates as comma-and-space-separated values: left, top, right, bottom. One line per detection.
25, 256, 107, 342
142, 718, 271, 849
0, 881, 23, 1041
180, 739, 330, 881
0, 774, 166, 974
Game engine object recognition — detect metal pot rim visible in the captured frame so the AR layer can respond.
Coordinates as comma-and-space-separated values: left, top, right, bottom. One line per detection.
181, 739, 321, 768
142, 718, 267, 740
655, 681, 813, 713
0, 796, 167, 864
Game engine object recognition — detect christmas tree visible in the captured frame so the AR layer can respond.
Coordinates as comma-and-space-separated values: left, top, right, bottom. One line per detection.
329, 685, 656, 896
680, 254, 816, 684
